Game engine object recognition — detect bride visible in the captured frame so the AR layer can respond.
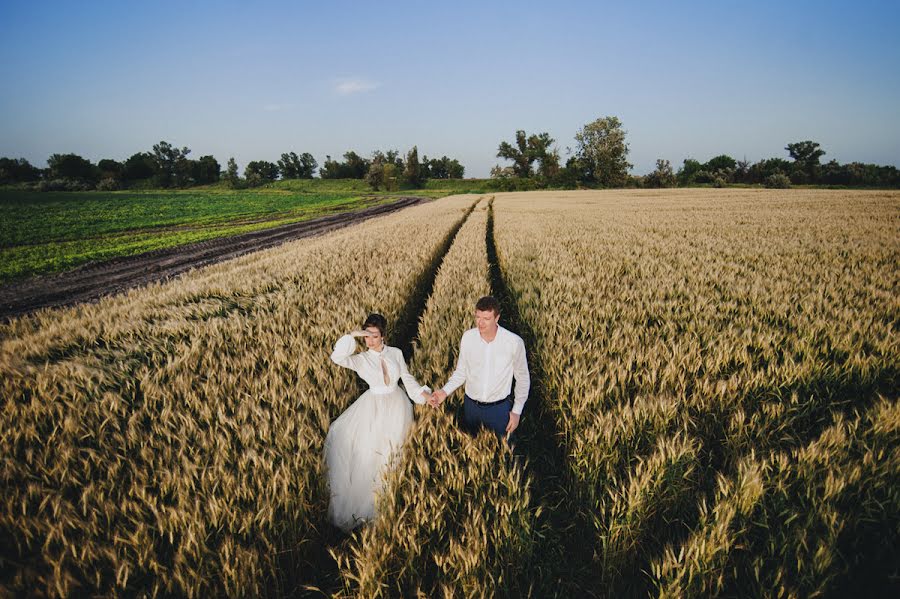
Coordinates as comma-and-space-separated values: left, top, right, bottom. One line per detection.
324, 313, 432, 532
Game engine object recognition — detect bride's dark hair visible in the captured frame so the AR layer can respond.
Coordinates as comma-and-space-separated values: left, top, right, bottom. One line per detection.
363, 313, 387, 337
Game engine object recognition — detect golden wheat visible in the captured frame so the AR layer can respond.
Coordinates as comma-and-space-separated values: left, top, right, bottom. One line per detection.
492, 188, 899, 594
336, 197, 536, 598
2, 188, 897, 597
0, 195, 477, 597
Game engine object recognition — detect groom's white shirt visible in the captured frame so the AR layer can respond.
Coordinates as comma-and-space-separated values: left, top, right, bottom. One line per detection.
441, 326, 530, 415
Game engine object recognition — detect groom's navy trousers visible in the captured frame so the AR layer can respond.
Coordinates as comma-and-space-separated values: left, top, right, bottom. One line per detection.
463, 391, 515, 444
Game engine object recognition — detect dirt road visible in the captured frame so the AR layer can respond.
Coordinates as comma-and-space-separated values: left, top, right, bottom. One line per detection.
0, 196, 424, 321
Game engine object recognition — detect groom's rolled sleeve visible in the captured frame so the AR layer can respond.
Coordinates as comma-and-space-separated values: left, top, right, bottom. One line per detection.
511, 338, 530, 415
441, 339, 468, 396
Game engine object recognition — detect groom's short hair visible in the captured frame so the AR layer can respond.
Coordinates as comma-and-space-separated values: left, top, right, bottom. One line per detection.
475, 296, 500, 316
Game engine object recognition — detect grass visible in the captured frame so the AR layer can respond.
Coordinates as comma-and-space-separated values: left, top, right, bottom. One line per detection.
0, 179, 492, 284
0, 186, 414, 284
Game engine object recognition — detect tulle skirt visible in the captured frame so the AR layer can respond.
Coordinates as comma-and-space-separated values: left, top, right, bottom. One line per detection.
324, 386, 414, 532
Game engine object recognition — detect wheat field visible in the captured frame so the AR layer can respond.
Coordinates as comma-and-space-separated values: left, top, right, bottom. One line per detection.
1, 189, 897, 598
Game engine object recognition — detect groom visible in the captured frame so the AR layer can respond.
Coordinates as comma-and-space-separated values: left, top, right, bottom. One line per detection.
429, 296, 530, 443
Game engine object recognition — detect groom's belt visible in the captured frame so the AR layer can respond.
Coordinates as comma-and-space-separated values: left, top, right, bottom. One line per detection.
465, 392, 513, 407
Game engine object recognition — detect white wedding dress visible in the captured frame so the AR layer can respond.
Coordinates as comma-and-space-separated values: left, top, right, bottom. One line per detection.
324, 334, 429, 532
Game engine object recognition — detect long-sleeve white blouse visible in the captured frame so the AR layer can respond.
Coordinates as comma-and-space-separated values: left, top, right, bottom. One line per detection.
330, 334, 431, 403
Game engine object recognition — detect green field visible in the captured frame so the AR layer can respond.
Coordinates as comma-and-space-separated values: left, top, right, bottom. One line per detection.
0, 179, 485, 284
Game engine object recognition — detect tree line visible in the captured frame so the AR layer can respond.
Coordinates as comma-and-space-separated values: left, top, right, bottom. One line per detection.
0, 143, 465, 191
491, 116, 900, 190
3, 128, 898, 191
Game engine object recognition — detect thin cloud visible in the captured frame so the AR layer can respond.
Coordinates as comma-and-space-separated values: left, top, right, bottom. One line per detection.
333, 78, 380, 96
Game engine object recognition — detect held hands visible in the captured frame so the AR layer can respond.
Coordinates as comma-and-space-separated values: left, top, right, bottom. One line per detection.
428, 389, 447, 408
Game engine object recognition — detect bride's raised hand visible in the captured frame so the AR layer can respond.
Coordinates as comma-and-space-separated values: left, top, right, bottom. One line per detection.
350, 330, 372, 338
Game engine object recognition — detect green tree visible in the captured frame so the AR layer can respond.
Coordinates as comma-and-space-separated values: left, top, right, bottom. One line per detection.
152, 141, 191, 187
786, 141, 825, 168
403, 146, 425, 187
244, 160, 279, 186
277, 152, 316, 179
47, 153, 99, 182
574, 116, 632, 187
677, 158, 702, 185
786, 140, 825, 182
383, 163, 400, 191
537, 147, 560, 178
224, 157, 241, 188
497, 130, 555, 178
0, 158, 41, 183
705, 154, 736, 173
645, 159, 676, 188
122, 152, 156, 181
97, 159, 123, 179
366, 157, 385, 190
191, 155, 220, 185
297, 152, 317, 178
278, 152, 302, 179
446, 158, 464, 179
320, 151, 370, 179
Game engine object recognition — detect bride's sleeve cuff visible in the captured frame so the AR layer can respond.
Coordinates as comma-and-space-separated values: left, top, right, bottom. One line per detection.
330, 334, 357, 365
410, 385, 431, 404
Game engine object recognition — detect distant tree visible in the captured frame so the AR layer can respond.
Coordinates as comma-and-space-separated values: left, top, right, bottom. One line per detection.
497, 131, 532, 177
677, 158, 703, 185
497, 130, 555, 178
224, 157, 241, 188
366, 157, 385, 190
490, 165, 516, 179
344, 151, 371, 178
705, 154, 737, 173
765, 173, 792, 188
574, 116, 632, 187
786, 140, 826, 183
278, 152, 301, 179
423, 155, 464, 179
748, 158, 792, 185
320, 151, 370, 179
403, 146, 425, 187
47, 153, 99, 182
0, 157, 41, 183
297, 152, 317, 178
244, 160, 279, 186
152, 141, 191, 187
786, 141, 825, 168
537, 147, 560, 178
97, 159, 123, 180
551, 156, 581, 188
645, 159, 676, 188
383, 163, 400, 191
191, 155, 220, 185
122, 152, 157, 181
371, 150, 403, 173
277, 151, 316, 179
734, 158, 751, 184
446, 158, 464, 179
319, 155, 340, 179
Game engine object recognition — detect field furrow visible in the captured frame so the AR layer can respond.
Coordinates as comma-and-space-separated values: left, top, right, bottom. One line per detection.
336, 197, 538, 598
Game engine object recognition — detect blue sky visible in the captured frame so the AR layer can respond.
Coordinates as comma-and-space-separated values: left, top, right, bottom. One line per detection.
1, 0, 898, 177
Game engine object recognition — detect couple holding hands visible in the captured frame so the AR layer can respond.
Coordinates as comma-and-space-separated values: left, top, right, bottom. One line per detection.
323, 296, 530, 532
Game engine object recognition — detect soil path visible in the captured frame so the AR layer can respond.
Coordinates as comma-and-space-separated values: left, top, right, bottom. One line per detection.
0, 196, 424, 321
